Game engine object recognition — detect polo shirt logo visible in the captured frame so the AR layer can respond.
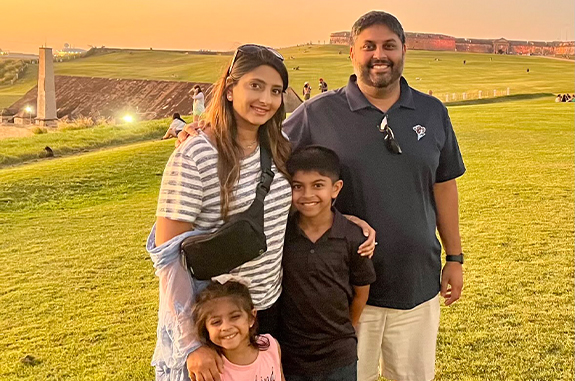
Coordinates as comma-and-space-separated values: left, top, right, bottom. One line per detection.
413, 125, 426, 140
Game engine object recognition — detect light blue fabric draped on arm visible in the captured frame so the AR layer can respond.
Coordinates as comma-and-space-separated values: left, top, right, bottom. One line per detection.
146, 224, 210, 381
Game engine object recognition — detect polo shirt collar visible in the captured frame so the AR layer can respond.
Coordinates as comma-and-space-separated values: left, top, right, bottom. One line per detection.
345, 74, 416, 112
327, 208, 351, 239
288, 208, 350, 241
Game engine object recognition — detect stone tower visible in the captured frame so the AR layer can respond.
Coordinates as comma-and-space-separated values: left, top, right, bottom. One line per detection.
36, 47, 57, 126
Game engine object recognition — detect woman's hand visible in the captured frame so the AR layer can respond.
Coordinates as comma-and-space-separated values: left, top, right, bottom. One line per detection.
175, 120, 208, 148
344, 215, 377, 258
187, 346, 224, 381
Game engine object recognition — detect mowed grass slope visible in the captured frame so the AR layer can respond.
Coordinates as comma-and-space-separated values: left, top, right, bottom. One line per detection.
0, 97, 573, 380
0, 46, 573, 108
0, 118, 172, 167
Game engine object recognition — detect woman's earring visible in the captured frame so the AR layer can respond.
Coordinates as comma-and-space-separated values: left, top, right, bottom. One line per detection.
227, 94, 232, 101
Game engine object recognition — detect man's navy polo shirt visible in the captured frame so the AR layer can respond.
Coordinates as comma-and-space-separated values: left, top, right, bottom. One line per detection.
283, 75, 465, 310
280, 209, 376, 375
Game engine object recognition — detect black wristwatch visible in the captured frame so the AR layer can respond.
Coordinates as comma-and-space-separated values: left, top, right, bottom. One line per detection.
446, 253, 464, 264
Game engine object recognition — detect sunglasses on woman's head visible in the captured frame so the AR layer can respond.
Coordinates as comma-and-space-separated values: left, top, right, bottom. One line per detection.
378, 116, 402, 154
228, 44, 284, 76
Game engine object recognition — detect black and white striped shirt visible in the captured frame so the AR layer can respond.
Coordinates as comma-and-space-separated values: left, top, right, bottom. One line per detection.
156, 133, 292, 309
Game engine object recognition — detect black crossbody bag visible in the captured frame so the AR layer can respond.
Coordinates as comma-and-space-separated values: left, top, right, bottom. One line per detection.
181, 143, 275, 280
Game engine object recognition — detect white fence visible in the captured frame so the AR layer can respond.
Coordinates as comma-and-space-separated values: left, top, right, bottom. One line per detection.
433, 88, 511, 102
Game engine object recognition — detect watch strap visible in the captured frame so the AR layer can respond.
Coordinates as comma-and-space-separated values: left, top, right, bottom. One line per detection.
446, 254, 464, 264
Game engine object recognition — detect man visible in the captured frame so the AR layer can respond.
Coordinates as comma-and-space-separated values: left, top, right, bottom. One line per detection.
283, 11, 465, 381
319, 78, 328, 92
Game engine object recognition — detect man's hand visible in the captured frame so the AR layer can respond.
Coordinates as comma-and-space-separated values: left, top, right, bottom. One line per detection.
186, 345, 223, 381
343, 215, 376, 258
441, 262, 463, 306
175, 120, 207, 148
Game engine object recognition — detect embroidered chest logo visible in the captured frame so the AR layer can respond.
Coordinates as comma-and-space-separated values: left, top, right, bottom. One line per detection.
412, 125, 426, 141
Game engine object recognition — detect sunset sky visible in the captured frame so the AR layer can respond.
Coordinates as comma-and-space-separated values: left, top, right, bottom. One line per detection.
2, 0, 574, 53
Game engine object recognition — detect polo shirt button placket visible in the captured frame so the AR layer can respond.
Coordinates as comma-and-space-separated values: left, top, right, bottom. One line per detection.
310, 249, 315, 254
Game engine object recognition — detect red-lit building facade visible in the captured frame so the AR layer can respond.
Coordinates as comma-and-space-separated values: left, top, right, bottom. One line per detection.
329, 31, 574, 57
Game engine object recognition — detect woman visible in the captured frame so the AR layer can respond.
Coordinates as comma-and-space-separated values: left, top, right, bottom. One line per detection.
192, 85, 205, 122
161, 112, 187, 140
150, 44, 292, 381
302, 82, 311, 101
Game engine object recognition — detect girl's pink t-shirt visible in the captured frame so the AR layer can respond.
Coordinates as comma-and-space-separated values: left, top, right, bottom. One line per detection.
221, 334, 281, 381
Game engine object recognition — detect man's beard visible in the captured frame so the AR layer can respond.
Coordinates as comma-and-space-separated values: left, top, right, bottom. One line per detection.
356, 57, 403, 89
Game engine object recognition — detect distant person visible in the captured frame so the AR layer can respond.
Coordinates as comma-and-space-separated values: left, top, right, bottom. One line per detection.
280, 146, 376, 381
526, 68, 530, 73
463, 60, 466, 65
428, 90, 433, 96
319, 78, 328, 93
192, 85, 205, 122
192, 281, 285, 381
556, 94, 562, 102
161, 113, 187, 140
561, 94, 569, 102
302, 82, 311, 100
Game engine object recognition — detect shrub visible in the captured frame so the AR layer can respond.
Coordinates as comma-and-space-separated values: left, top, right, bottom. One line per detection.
31, 127, 48, 134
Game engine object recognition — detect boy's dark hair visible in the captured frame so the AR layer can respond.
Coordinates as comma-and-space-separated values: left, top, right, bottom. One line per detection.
287, 145, 341, 182
351, 11, 405, 45
192, 281, 269, 354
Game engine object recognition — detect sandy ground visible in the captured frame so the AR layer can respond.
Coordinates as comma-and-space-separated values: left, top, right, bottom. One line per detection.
0, 125, 34, 139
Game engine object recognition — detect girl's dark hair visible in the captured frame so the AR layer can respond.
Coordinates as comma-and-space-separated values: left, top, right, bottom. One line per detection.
287, 145, 341, 182
193, 85, 203, 93
205, 48, 291, 220
173, 112, 186, 123
192, 281, 270, 353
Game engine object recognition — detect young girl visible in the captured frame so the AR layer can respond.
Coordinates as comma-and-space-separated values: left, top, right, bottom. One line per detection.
193, 281, 285, 381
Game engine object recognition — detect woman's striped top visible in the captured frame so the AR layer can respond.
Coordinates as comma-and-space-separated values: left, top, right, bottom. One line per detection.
156, 133, 292, 310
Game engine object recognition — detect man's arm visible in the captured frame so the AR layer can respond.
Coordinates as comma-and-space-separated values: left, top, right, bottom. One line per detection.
434, 179, 463, 306
350, 285, 370, 327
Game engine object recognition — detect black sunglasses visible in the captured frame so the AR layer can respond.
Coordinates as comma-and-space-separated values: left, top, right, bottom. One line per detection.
378, 116, 402, 154
228, 44, 284, 76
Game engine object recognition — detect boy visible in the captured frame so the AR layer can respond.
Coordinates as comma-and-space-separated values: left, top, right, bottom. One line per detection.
279, 146, 376, 381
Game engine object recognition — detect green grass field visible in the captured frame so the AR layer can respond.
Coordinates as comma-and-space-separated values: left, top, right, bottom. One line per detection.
0, 119, 169, 167
0, 47, 573, 380
0, 45, 573, 109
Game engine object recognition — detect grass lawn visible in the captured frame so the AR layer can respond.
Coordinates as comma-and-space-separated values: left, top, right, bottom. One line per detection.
0, 97, 573, 380
0, 46, 573, 108
0, 118, 173, 167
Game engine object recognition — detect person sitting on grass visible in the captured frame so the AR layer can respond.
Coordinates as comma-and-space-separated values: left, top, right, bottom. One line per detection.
193, 280, 286, 381
279, 145, 376, 381
162, 113, 187, 140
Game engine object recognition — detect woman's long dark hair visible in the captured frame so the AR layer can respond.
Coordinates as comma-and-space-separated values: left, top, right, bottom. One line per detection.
205, 48, 291, 220
192, 281, 270, 353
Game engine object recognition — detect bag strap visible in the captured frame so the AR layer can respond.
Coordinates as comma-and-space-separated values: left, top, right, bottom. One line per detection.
245, 143, 275, 219
255, 144, 275, 200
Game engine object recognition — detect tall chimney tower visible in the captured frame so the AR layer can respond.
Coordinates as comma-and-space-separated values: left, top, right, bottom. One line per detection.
36, 47, 57, 126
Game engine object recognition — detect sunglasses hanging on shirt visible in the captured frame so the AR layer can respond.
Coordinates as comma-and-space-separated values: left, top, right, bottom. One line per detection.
378, 115, 402, 154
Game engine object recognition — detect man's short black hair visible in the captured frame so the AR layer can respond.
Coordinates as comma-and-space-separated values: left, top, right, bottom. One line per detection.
287, 145, 341, 183
351, 11, 405, 45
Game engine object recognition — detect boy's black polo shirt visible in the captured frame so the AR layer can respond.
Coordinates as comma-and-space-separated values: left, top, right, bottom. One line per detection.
279, 209, 376, 375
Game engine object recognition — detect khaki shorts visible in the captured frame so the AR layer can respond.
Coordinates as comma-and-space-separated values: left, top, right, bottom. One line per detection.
356, 295, 440, 381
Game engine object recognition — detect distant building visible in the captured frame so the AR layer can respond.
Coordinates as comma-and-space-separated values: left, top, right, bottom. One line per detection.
0, 48, 8, 56
329, 30, 574, 57
330, 31, 352, 45
406, 32, 455, 51
55, 43, 87, 57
